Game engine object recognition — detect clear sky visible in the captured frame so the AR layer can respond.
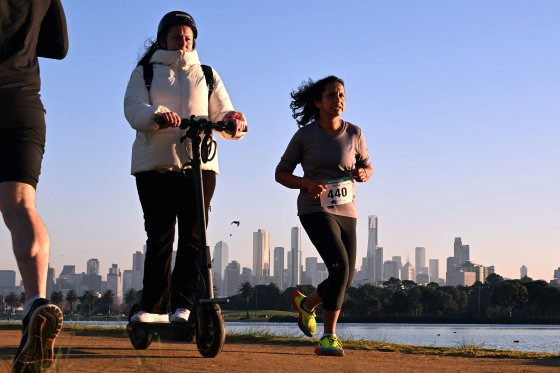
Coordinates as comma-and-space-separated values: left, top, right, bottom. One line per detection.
1, 1, 559, 282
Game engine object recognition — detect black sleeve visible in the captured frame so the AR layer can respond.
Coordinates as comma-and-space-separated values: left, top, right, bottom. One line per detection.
37, 0, 69, 59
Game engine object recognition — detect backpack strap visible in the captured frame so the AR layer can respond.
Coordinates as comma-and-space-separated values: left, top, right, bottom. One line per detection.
143, 62, 214, 100
143, 63, 153, 92
201, 64, 214, 100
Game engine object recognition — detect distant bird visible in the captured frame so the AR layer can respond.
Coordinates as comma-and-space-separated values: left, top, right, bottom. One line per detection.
437, 334, 440, 336
231, 221, 240, 227
453, 331, 457, 334
513, 340, 519, 343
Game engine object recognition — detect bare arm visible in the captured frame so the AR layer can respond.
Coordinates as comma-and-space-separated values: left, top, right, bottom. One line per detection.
275, 172, 327, 199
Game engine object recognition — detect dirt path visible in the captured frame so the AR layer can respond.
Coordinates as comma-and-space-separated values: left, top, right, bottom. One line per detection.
1, 329, 559, 372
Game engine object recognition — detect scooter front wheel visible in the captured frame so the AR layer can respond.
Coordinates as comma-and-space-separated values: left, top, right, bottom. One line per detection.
195, 305, 225, 358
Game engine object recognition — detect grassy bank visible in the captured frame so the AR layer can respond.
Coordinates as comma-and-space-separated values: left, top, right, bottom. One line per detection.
2, 322, 558, 360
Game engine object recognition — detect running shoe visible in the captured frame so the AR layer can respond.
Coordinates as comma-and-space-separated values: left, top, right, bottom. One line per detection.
290, 290, 316, 337
12, 298, 63, 372
315, 335, 344, 357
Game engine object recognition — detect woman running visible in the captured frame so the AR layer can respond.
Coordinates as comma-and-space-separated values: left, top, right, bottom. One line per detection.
275, 76, 373, 356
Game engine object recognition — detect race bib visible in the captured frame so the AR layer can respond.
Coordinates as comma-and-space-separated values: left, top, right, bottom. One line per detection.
320, 177, 353, 207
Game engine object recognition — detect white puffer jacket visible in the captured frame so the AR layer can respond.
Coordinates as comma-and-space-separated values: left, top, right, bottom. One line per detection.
124, 49, 245, 175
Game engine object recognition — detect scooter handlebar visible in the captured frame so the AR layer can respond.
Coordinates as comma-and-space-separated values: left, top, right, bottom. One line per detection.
155, 114, 247, 135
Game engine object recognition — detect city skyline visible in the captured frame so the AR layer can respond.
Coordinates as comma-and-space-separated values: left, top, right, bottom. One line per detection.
1, 1, 559, 284
0, 225, 551, 291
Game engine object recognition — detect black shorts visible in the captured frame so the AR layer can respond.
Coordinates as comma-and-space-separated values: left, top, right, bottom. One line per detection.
0, 93, 46, 189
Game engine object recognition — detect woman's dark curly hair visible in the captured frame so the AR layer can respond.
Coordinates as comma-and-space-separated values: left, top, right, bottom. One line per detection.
290, 75, 344, 127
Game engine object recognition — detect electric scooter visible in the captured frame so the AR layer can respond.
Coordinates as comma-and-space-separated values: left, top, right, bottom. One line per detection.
126, 115, 241, 358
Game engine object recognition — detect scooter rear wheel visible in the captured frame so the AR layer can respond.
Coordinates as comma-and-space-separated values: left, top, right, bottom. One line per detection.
127, 304, 153, 350
195, 306, 225, 357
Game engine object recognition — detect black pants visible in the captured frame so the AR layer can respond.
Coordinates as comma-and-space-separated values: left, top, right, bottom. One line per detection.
299, 212, 356, 311
135, 169, 216, 314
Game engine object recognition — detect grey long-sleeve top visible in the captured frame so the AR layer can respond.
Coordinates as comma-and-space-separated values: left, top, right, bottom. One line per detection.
275, 121, 372, 218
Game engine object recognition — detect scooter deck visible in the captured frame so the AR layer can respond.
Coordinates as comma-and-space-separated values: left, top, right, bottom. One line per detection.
126, 321, 195, 342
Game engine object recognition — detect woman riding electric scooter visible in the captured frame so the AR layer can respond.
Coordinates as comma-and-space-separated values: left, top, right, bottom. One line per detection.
123, 10, 247, 325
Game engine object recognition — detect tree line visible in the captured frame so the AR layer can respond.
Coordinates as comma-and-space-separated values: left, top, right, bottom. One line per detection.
226, 273, 560, 322
0, 288, 140, 318
2, 273, 559, 321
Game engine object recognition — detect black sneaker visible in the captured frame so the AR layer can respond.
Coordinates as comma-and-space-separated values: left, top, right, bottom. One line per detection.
12, 298, 63, 372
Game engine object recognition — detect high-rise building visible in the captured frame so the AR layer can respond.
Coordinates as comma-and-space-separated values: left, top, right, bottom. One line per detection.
317, 263, 328, 285
289, 227, 301, 287
447, 270, 476, 287
224, 261, 241, 297
453, 237, 463, 265
0, 270, 16, 287
132, 250, 144, 291
447, 256, 457, 274
453, 237, 470, 267
57, 265, 77, 291
461, 245, 470, 264
132, 251, 144, 272
401, 262, 415, 281
429, 259, 439, 282
240, 267, 253, 285
392, 256, 402, 277
415, 247, 426, 273
122, 270, 133, 293
374, 247, 383, 283
383, 261, 399, 280
366, 215, 378, 282
273, 247, 285, 290
520, 265, 528, 279
305, 257, 318, 287
87, 258, 99, 275
213, 241, 229, 295
46, 266, 55, 297
107, 264, 123, 303
253, 229, 270, 283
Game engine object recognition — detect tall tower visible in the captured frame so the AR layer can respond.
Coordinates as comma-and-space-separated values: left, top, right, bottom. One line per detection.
224, 261, 241, 297
520, 265, 528, 279
453, 237, 463, 266
107, 264, 123, 302
415, 247, 426, 273
366, 215, 378, 282
273, 247, 285, 291
461, 244, 470, 263
252, 229, 270, 284
289, 227, 302, 287
87, 258, 99, 275
374, 247, 383, 282
132, 251, 144, 291
213, 241, 229, 295
305, 257, 318, 287
132, 251, 144, 272
429, 259, 439, 282
392, 256, 402, 278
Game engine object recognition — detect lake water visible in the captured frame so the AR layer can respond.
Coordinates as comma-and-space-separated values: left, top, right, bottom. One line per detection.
2, 320, 559, 353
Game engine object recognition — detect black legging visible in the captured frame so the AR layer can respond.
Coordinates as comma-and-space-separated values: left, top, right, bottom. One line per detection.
299, 212, 356, 311
135, 169, 216, 314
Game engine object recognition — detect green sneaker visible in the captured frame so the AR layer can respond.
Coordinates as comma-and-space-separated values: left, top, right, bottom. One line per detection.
315, 335, 344, 357
290, 290, 316, 337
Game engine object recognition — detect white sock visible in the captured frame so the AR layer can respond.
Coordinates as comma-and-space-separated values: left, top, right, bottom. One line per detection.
23, 295, 43, 318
